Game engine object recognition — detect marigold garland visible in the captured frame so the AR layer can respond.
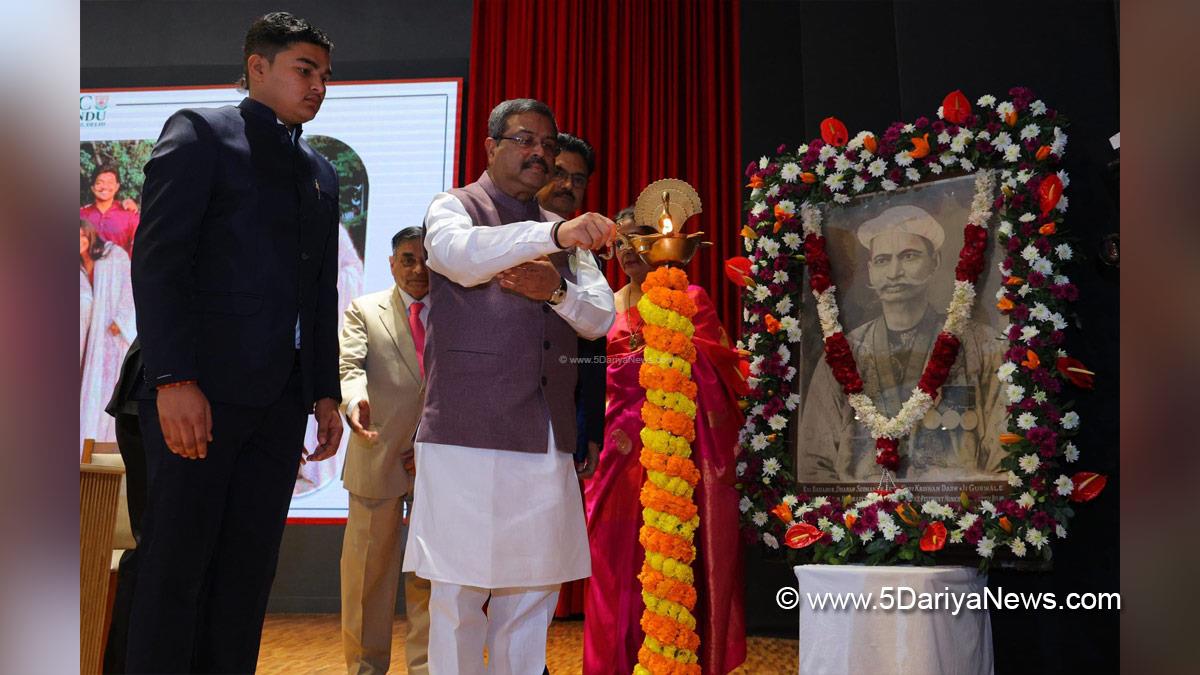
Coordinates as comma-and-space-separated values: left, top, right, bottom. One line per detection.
636, 266, 703, 674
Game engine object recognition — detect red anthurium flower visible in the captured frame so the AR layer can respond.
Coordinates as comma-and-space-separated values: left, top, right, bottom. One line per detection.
723, 256, 753, 288
1070, 472, 1107, 503
941, 90, 971, 124
1056, 356, 1095, 389
1039, 174, 1064, 216
785, 522, 824, 549
820, 117, 849, 147
920, 522, 948, 552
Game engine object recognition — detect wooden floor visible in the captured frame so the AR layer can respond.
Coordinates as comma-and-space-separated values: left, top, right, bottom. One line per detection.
257, 614, 798, 674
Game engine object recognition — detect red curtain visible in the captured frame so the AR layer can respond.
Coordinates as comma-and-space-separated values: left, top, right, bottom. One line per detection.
464, 0, 743, 338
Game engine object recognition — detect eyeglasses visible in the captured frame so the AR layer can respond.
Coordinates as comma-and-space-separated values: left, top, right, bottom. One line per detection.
494, 134, 560, 156
551, 167, 588, 190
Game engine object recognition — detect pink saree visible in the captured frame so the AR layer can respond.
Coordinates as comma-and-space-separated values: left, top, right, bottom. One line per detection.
582, 285, 747, 674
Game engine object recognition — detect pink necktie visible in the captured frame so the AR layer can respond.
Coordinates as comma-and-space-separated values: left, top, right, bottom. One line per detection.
408, 301, 426, 377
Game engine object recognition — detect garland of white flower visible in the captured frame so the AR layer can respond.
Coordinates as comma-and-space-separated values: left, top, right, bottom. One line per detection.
733, 87, 1107, 564
801, 170, 995, 442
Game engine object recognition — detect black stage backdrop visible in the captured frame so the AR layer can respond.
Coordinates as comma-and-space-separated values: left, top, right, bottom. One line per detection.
84, 1, 1119, 670
740, 2, 1119, 673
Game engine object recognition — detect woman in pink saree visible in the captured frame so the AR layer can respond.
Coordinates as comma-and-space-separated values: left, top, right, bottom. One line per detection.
583, 214, 747, 674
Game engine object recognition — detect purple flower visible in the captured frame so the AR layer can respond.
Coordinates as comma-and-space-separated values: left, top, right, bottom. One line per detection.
1011, 305, 1030, 322
915, 116, 930, 129
776, 143, 788, 154
1031, 511, 1056, 530
895, 532, 909, 545
1028, 271, 1046, 288
932, 120, 946, 133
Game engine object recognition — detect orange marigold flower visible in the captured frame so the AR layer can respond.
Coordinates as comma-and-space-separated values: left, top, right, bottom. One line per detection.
644, 267, 689, 292
639, 526, 696, 563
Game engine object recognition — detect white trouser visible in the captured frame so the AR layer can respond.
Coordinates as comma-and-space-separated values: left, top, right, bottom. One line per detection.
427, 581, 560, 675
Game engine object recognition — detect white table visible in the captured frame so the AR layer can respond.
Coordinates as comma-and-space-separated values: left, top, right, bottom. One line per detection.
793, 565, 994, 675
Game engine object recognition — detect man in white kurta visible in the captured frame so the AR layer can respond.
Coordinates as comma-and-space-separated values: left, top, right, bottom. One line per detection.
402, 98, 615, 675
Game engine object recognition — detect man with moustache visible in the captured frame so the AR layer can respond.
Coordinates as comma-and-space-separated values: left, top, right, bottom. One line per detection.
126, 12, 343, 672
339, 227, 432, 675
403, 99, 616, 674
798, 205, 1005, 482
80, 164, 141, 255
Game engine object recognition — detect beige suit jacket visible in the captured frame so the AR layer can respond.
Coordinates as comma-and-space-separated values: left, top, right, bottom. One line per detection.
339, 286, 425, 499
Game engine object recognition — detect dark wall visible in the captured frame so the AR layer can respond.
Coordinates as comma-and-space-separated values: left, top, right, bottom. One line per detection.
741, 1, 1120, 673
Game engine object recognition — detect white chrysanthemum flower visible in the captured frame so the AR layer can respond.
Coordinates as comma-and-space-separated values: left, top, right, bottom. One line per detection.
1016, 169, 1032, 184
750, 202, 767, 217
746, 333, 759, 350
867, 159, 887, 177
1064, 443, 1079, 462
1010, 539, 1027, 557
892, 488, 913, 501
860, 531, 875, 543
1006, 384, 1026, 405
834, 193, 850, 204
1056, 244, 1073, 260
940, 152, 958, 166
1061, 411, 1080, 430
751, 511, 768, 526
929, 164, 943, 175
772, 270, 789, 284
1004, 145, 1021, 162
763, 533, 779, 549
997, 101, 1015, 115
780, 162, 801, 182
1055, 475, 1074, 497
1020, 326, 1040, 343
960, 159, 975, 172
1019, 454, 1041, 474
776, 199, 795, 215
782, 232, 801, 249
1056, 524, 1068, 539
1050, 313, 1067, 331
936, 105, 945, 119
1057, 169, 1070, 188
937, 130, 952, 145
750, 433, 769, 451
1054, 274, 1071, 285
739, 496, 752, 512
881, 179, 898, 191
830, 525, 845, 543
949, 137, 967, 154
826, 173, 845, 192
880, 521, 899, 541
1017, 492, 1036, 509
1017, 284, 1031, 297
852, 176, 867, 192
1030, 303, 1051, 322
1017, 413, 1037, 430
817, 516, 832, 531
768, 415, 788, 431
753, 285, 770, 302
760, 238, 780, 256
819, 144, 838, 161
758, 156, 769, 169
736, 461, 747, 477
895, 151, 914, 167
796, 143, 809, 155
766, 184, 781, 198
906, 168, 921, 182
1051, 127, 1067, 156
1032, 390, 1047, 404
781, 494, 798, 507
1020, 123, 1040, 140
786, 327, 801, 343
980, 500, 997, 516
1032, 258, 1054, 275
1007, 471, 1023, 487
998, 221, 1014, 237
997, 362, 1018, 382
780, 316, 799, 332
776, 298, 792, 317
993, 131, 1013, 151
762, 457, 782, 477
1026, 528, 1047, 549
950, 530, 964, 544
977, 94, 997, 108
1030, 100, 1047, 115
786, 393, 801, 410
977, 537, 996, 558
834, 155, 852, 172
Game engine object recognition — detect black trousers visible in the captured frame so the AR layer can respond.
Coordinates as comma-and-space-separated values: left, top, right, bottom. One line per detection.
103, 412, 147, 674
125, 369, 307, 674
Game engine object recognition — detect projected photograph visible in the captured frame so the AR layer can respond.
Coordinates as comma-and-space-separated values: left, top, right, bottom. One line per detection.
78, 137, 370, 502
794, 173, 1010, 501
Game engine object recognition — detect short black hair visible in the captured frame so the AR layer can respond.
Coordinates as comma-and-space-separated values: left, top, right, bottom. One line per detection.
557, 132, 596, 174
613, 206, 636, 223
91, 164, 119, 184
487, 99, 556, 139
391, 226, 424, 251
239, 12, 333, 91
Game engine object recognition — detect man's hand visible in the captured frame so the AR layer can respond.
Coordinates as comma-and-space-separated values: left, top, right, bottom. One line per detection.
157, 382, 212, 460
558, 213, 616, 251
121, 198, 140, 214
310, 398, 343, 462
576, 441, 601, 479
346, 399, 378, 442
497, 257, 561, 301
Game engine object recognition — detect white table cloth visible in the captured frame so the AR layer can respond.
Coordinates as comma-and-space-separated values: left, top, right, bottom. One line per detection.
793, 564, 993, 675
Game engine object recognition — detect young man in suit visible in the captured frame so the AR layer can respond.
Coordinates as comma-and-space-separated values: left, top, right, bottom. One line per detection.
126, 12, 343, 672
339, 227, 432, 674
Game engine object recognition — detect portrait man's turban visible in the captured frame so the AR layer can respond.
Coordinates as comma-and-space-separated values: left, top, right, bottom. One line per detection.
857, 205, 945, 251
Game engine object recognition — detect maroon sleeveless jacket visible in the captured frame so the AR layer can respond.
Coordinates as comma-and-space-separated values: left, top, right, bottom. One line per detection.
415, 172, 578, 454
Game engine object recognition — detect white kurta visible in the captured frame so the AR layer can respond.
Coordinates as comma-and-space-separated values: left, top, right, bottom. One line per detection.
79, 245, 136, 454
402, 192, 615, 589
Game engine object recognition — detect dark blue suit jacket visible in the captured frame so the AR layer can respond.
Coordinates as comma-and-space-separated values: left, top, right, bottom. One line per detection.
131, 97, 341, 408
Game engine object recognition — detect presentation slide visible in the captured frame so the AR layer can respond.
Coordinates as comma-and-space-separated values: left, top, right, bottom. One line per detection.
80, 80, 461, 520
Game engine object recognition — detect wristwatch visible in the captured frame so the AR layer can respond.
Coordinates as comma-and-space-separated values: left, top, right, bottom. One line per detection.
547, 277, 568, 306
